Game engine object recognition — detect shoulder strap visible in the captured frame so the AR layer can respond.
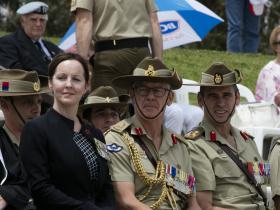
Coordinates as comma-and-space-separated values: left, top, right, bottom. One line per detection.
214, 141, 268, 208
134, 135, 157, 168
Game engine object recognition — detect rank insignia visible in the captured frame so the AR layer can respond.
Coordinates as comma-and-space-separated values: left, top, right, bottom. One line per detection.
214, 73, 223, 85
144, 65, 155, 76
33, 82, 40, 92
184, 127, 204, 140
106, 143, 123, 153
240, 131, 254, 141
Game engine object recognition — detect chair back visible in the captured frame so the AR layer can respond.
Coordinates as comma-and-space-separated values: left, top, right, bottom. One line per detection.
237, 84, 256, 103
174, 79, 199, 104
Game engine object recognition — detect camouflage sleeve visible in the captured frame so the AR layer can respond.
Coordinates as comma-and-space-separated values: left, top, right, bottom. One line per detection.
269, 143, 280, 198
186, 140, 216, 191
105, 131, 134, 182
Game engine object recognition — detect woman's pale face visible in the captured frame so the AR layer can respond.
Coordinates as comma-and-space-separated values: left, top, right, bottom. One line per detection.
49, 59, 88, 108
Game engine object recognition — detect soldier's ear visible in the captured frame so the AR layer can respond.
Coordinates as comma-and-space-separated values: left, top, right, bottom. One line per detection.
235, 91, 240, 106
48, 79, 53, 90
197, 92, 204, 108
166, 91, 174, 106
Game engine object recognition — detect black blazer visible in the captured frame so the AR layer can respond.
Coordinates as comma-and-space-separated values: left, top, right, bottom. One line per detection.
20, 109, 115, 210
0, 28, 62, 75
0, 128, 33, 210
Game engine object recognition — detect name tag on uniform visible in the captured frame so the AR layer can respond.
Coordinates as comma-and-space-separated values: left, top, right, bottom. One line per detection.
94, 138, 110, 161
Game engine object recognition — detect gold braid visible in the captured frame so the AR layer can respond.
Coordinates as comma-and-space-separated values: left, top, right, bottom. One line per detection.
120, 132, 168, 209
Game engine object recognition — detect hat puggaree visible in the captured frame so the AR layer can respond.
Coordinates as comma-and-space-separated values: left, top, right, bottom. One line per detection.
112, 57, 182, 90
186, 62, 243, 87
79, 86, 130, 114
0, 69, 49, 96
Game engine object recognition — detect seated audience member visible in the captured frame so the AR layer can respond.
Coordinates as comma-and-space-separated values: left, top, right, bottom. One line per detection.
20, 53, 115, 210
256, 25, 280, 105
0, 1, 62, 76
0, 69, 48, 210
80, 86, 129, 133
164, 103, 203, 135
186, 63, 268, 209
105, 57, 199, 209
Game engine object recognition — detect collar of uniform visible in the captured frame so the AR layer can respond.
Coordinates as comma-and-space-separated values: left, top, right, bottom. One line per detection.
230, 126, 248, 154
130, 115, 147, 136
3, 124, 19, 146
159, 126, 174, 155
130, 115, 173, 153
201, 119, 246, 153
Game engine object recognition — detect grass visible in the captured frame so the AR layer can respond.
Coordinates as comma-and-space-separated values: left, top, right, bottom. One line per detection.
163, 48, 274, 93
0, 30, 274, 92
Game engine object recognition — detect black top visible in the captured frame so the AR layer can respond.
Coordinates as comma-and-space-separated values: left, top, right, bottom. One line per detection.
0, 28, 62, 76
0, 127, 33, 210
20, 108, 115, 210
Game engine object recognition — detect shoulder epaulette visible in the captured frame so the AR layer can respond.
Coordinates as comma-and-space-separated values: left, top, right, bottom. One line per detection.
184, 127, 205, 140
240, 131, 254, 141
170, 132, 184, 143
110, 119, 131, 134
269, 136, 280, 154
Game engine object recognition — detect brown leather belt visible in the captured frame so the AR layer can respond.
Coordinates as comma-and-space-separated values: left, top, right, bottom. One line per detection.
95, 37, 149, 52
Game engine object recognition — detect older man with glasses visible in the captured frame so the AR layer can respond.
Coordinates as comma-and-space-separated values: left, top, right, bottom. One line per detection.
105, 57, 200, 210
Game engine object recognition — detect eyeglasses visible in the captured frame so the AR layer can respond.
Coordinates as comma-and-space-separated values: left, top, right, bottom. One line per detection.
133, 86, 171, 97
273, 41, 280, 45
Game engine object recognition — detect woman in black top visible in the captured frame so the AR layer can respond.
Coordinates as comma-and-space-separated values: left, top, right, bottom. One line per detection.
20, 53, 115, 210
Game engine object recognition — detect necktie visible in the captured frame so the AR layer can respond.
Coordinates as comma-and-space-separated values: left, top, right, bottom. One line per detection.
0, 159, 6, 184
34, 41, 51, 62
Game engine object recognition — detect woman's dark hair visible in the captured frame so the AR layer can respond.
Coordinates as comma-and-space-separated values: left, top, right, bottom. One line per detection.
48, 53, 90, 83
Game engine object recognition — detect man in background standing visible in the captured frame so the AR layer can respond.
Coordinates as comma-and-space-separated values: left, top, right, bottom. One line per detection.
71, 0, 162, 93
226, 0, 266, 53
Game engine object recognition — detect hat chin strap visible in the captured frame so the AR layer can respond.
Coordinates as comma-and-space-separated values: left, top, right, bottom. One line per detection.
133, 89, 169, 120
202, 96, 236, 125
10, 98, 26, 125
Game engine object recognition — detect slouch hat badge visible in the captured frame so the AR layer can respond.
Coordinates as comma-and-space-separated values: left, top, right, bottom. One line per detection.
144, 65, 155, 76
33, 82, 40, 92
214, 73, 223, 85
